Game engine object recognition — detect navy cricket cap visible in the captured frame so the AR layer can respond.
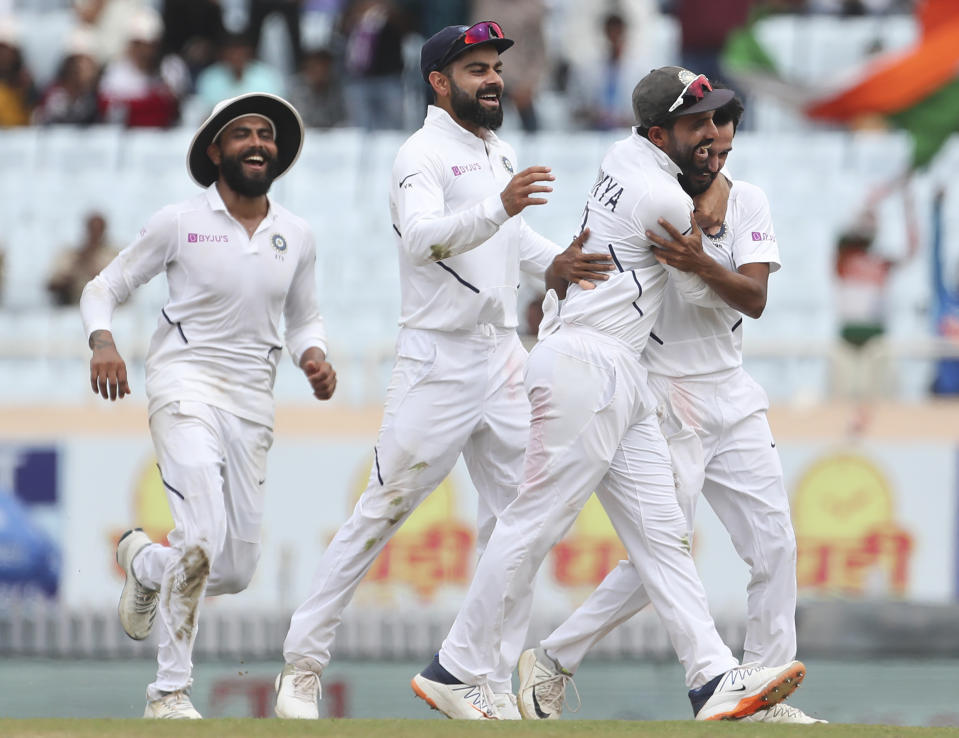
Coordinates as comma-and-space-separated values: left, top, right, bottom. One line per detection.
420, 21, 514, 82
633, 66, 735, 128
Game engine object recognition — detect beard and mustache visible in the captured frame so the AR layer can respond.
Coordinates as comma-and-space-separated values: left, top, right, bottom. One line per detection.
449, 78, 504, 131
218, 146, 280, 197
671, 138, 715, 197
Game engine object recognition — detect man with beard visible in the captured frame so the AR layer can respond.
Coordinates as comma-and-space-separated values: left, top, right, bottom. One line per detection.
515, 89, 825, 724
274, 21, 615, 720
411, 67, 807, 721
80, 93, 336, 719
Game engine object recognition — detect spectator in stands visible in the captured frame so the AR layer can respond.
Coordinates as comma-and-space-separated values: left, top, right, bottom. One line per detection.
34, 30, 102, 126
567, 12, 654, 131
0, 16, 36, 127
46, 212, 118, 307
98, 6, 190, 127
338, 0, 408, 130
675, 0, 754, 86
399, 0, 470, 37
246, 0, 305, 72
195, 33, 286, 115
930, 188, 959, 395
287, 47, 347, 128
74, 0, 146, 64
472, 0, 548, 133
832, 191, 919, 397
160, 0, 225, 85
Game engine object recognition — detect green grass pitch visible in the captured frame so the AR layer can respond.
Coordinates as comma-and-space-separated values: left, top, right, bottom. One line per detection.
2, 720, 959, 737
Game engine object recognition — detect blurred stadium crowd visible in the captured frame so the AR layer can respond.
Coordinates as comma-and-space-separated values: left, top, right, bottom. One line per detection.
0, 0, 913, 133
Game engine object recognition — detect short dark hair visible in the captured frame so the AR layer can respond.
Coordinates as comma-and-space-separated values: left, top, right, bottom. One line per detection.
709, 81, 745, 132
635, 118, 675, 140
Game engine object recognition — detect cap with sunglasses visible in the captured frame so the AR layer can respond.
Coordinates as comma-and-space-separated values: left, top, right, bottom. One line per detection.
420, 21, 514, 82
632, 66, 735, 128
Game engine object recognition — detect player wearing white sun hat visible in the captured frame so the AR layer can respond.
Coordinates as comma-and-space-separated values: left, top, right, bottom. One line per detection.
81, 92, 335, 719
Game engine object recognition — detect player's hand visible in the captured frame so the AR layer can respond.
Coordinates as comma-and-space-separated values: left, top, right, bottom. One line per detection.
648, 214, 709, 273
500, 166, 554, 217
693, 174, 730, 233
549, 228, 615, 290
303, 359, 337, 401
89, 330, 131, 401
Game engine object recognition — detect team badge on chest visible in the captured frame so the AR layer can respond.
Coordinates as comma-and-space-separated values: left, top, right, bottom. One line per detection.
271, 233, 287, 260
501, 156, 513, 175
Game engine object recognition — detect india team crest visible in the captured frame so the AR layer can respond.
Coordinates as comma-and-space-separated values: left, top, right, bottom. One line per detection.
677, 68, 698, 85
501, 156, 514, 175
271, 233, 287, 253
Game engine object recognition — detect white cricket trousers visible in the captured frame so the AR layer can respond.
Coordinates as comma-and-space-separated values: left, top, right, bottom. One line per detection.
132, 400, 273, 701
438, 325, 738, 690
540, 367, 798, 673
283, 326, 531, 694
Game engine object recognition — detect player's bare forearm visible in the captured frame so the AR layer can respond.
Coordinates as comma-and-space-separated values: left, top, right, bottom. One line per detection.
649, 214, 769, 318
89, 329, 131, 401
695, 260, 769, 319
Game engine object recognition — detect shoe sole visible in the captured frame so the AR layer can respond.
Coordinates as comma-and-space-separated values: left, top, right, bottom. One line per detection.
410, 675, 496, 720
702, 661, 806, 721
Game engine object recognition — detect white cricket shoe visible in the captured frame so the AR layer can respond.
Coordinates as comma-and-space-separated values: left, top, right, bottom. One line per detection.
144, 690, 202, 719
116, 528, 158, 640
692, 660, 805, 721
411, 655, 498, 720
493, 692, 521, 720
739, 702, 827, 723
274, 663, 321, 719
517, 648, 579, 720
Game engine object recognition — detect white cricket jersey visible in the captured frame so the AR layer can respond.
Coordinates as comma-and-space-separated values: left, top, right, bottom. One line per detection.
389, 106, 560, 332
80, 185, 328, 428
642, 180, 781, 377
555, 132, 722, 354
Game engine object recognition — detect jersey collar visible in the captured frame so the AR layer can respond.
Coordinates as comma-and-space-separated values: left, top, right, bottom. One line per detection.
425, 104, 500, 145
632, 130, 683, 179
205, 183, 276, 224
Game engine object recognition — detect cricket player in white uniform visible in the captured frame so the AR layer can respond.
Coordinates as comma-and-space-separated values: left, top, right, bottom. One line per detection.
515, 89, 826, 724
412, 67, 806, 721
275, 22, 614, 720
80, 93, 336, 719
